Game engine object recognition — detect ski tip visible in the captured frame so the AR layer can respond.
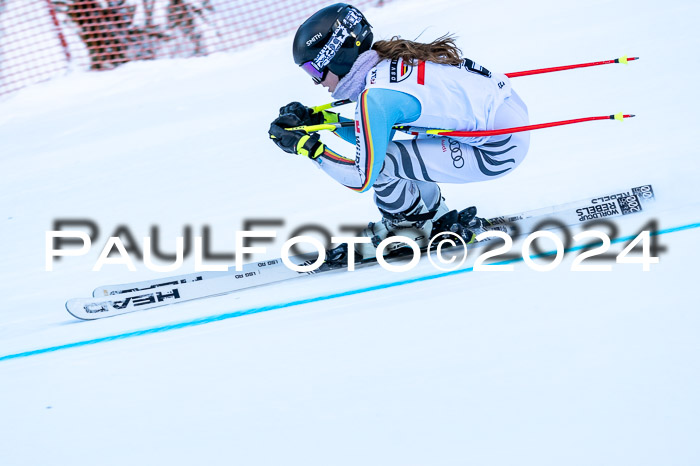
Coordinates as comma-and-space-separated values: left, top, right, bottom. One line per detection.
92, 287, 109, 297
65, 300, 90, 321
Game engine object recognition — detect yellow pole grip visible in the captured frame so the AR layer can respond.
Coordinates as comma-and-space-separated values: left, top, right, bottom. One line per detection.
285, 124, 339, 133
310, 102, 335, 113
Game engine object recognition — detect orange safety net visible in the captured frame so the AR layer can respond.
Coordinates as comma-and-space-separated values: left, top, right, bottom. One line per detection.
0, 0, 391, 98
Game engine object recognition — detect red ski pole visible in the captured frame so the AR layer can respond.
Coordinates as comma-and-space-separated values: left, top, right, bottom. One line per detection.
289, 113, 635, 137
315, 56, 638, 109
408, 113, 636, 137
293, 56, 639, 136
505, 55, 639, 78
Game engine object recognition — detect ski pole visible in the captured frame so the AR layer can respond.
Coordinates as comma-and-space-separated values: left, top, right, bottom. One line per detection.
285, 113, 635, 137
312, 55, 639, 110
310, 99, 353, 113
270, 99, 354, 141
402, 113, 635, 137
505, 55, 639, 78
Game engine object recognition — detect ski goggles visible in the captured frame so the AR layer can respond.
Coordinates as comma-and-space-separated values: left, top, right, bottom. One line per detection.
300, 60, 329, 84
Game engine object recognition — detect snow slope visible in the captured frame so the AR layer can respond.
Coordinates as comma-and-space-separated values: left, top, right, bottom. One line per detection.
1, 0, 699, 464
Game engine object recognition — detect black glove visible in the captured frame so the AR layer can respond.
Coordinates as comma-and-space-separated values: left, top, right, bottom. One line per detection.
279, 102, 320, 126
268, 114, 324, 159
278, 101, 339, 126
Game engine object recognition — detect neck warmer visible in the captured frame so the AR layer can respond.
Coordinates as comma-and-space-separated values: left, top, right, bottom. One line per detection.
331, 50, 381, 102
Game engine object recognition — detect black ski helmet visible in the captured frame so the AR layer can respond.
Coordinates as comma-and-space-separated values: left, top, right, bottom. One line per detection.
293, 3, 373, 82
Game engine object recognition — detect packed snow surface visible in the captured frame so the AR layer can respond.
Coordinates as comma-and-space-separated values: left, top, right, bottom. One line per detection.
1, 0, 699, 464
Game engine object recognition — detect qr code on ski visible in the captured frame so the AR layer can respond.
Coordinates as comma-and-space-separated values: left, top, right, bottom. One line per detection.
632, 185, 655, 201
617, 195, 643, 215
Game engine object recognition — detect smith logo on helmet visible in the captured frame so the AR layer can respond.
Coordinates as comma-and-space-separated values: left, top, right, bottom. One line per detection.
306, 33, 323, 46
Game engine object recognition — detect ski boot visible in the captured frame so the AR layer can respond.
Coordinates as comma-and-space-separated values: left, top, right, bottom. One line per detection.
355, 196, 450, 259
431, 206, 491, 245
324, 196, 450, 268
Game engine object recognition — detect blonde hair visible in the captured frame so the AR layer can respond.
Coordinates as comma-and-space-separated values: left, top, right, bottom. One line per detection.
371, 34, 462, 66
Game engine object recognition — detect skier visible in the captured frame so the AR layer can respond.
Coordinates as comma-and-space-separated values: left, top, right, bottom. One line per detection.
268, 3, 530, 261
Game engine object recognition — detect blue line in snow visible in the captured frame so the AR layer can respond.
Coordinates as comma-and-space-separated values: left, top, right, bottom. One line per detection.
2, 220, 699, 363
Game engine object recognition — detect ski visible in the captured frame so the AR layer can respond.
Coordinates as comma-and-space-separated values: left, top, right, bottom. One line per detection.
67, 184, 656, 320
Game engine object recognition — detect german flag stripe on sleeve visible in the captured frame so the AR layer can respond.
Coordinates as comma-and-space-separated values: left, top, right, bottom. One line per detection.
321, 147, 354, 165
351, 90, 374, 192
